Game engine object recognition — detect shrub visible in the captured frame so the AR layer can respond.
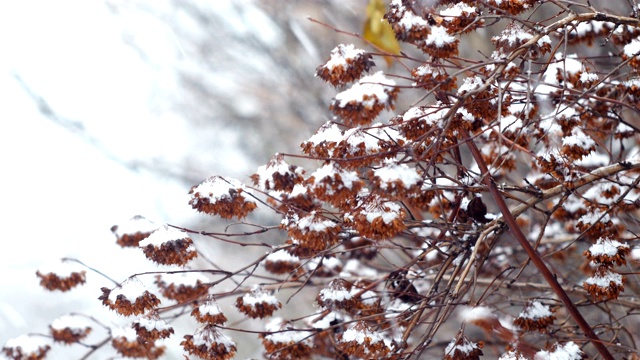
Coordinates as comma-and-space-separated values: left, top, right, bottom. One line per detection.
5, 1, 640, 359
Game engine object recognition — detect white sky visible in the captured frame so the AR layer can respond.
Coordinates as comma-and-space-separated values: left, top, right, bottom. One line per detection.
0, 0, 206, 350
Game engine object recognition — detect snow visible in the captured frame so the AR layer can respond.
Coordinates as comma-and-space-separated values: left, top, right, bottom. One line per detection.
320, 287, 352, 302
440, 3, 476, 17
264, 318, 312, 344
311, 164, 361, 189
112, 215, 158, 237
458, 76, 484, 94
500, 114, 523, 131
445, 337, 479, 356
493, 24, 533, 47
623, 38, 640, 58
537, 53, 583, 95
373, 161, 422, 189
562, 127, 595, 150
584, 269, 623, 287
569, 21, 593, 37
159, 272, 209, 286
579, 72, 598, 84
136, 316, 171, 331
297, 212, 339, 232
425, 26, 456, 48
356, 289, 378, 306
460, 306, 494, 323
4, 334, 50, 353
457, 107, 475, 123
193, 327, 235, 348
139, 224, 190, 247
305, 122, 343, 146
265, 249, 300, 263
624, 77, 640, 90
190, 176, 248, 202
323, 44, 366, 70
344, 126, 396, 153
537, 35, 552, 47
111, 326, 138, 341
534, 341, 584, 360
50, 315, 89, 331
414, 64, 434, 77
342, 324, 384, 344
37, 260, 85, 277
575, 151, 609, 167
538, 114, 563, 136
402, 104, 449, 128
198, 302, 222, 316
290, 184, 309, 197
518, 301, 553, 320
334, 71, 396, 108
578, 209, 610, 226
399, 9, 429, 29
306, 256, 342, 272
583, 182, 619, 205
256, 154, 303, 190
242, 287, 279, 306
403, 106, 428, 121
616, 121, 634, 134
364, 201, 402, 224
109, 278, 149, 303
500, 350, 528, 360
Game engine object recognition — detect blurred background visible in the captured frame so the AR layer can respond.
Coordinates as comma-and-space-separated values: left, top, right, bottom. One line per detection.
0, 0, 367, 358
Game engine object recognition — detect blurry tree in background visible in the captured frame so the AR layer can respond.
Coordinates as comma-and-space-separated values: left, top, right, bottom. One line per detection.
103, 0, 368, 183
5, 0, 640, 359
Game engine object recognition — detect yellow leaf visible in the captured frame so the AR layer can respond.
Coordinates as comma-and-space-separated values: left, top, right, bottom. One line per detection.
363, 0, 400, 66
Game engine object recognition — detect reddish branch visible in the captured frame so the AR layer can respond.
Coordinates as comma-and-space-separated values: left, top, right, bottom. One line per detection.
463, 130, 615, 360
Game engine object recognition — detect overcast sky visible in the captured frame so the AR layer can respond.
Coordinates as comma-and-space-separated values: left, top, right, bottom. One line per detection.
0, 0, 212, 352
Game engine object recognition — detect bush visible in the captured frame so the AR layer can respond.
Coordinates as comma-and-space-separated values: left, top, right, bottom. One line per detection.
5, 1, 640, 359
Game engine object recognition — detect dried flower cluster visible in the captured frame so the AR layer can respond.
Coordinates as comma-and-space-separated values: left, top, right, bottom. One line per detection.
10, 1, 640, 359
181, 326, 237, 360
99, 278, 161, 316
235, 285, 282, 319
49, 315, 92, 344
35, 260, 86, 292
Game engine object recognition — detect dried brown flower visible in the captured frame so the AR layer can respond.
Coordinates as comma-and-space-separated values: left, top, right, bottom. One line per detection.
338, 321, 390, 358
111, 327, 165, 359
182, 326, 237, 360
99, 279, 161, 316
316, 44, 375, 87
139, 225, 198, 266
111, 215, 158, 247
513, 301, 556, 333
132, 313, 174, 341
189, 175, 257, 219
261, 318, 313, 360
330, 72, 398, 126
3, 335, 51, 360
191, 296, 228, 326
583, 266, 625, 301
235, 286, 281, 319
36, 260, 86, 292
50, 315, 92, 344
154, 272, 209, 303
444, 335, 484, 360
